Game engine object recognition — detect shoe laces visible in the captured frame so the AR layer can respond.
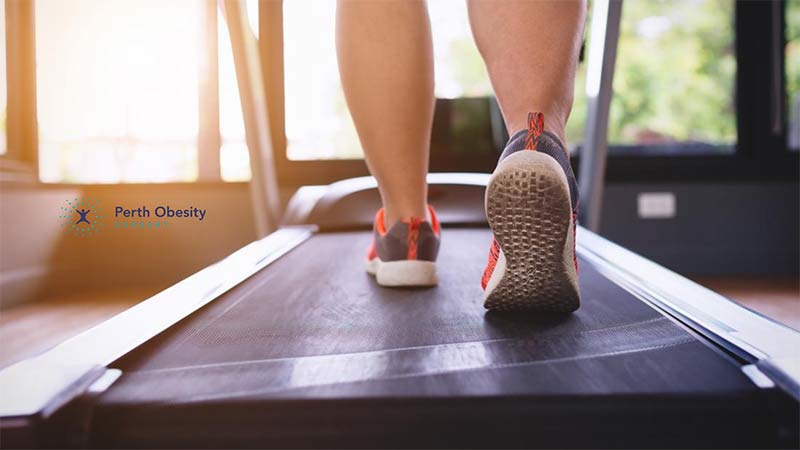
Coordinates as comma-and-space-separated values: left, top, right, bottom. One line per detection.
407, 217, 423, 260
524, 112, 545, 151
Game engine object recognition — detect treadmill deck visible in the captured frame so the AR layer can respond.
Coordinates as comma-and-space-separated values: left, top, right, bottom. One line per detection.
92, 229, 768, 447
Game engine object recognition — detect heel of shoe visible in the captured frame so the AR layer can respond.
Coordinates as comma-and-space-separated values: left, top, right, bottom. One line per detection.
376, 260, 438, 287
484, 151, 580, 311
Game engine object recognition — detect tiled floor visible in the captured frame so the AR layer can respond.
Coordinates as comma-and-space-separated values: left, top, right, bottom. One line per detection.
1, 278, 798, 369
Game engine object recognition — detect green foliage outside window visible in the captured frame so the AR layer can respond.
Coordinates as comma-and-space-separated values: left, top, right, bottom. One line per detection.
787, 1, 800, 96
786, 0, 800, 134
566, 0, 736, 149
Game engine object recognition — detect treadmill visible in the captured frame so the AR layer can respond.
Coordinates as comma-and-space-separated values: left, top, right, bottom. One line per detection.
1, 1, 798, 448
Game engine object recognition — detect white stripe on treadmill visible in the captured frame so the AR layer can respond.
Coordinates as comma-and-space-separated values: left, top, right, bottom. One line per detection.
741, 364, 775, 389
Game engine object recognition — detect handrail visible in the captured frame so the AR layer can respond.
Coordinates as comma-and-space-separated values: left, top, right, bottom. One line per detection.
220, 0, 283, 237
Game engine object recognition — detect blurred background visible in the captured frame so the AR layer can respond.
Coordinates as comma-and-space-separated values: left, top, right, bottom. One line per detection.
27, 0, 757, 182
0, 0, 798, 368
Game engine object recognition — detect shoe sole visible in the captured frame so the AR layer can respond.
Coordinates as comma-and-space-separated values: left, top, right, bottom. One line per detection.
367, 259, 438, 287
483, 150, 580, 312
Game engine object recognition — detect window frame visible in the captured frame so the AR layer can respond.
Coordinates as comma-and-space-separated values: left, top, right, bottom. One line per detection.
2, 0, 38, 182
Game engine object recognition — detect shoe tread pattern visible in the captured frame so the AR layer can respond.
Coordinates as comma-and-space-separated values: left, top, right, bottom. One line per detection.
484, 152, 580, 312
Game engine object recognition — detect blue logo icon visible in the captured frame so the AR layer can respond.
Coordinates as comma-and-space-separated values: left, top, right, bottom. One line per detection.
60, 198, 104, 237
75, 209, 91, 225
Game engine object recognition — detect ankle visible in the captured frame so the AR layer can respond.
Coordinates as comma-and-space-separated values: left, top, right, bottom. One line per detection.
384, 205, 430, 227
508, 123, 568, 157
507, 112, 568, 151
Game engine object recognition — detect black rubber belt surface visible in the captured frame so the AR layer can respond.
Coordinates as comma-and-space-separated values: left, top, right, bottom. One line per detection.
92, 229, 769, 448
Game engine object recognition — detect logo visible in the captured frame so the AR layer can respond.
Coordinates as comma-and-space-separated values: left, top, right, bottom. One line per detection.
113, 205, 207, 229
59, 198, 206, 236
60, 197, 104, 237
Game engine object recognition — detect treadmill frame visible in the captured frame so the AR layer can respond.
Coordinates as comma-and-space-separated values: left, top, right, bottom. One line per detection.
578, 229, 800, 398
0, 227, 313, 420
1, 215, 797, 428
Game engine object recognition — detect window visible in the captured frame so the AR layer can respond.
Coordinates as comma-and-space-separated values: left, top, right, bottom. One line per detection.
787, 0, 799, 151
283, 0, 489, 160
17, 1, 776, 182
0, 0, 6, 155
284, 0, 736, 161
36, 0, 201, 183
219, 0, 258, 181
282, 1, 356, 160
568, 0, 737, 155
34, 0, 257, 183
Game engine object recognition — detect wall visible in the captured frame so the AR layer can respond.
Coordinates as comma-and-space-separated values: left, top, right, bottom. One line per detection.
0, 183, 256, 308
601, 181, 799, 276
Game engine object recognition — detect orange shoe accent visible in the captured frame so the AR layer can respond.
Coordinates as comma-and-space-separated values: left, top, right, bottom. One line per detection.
407, 205, 439, 259
368, 209, 386, 261
572, 211, 579, 274
407, 217, 422, 260
480, 238, 501, 290
524, 112, 544, 151
427, 205, 441, 235
374, 208, 388, 236
366, 239, 377, 261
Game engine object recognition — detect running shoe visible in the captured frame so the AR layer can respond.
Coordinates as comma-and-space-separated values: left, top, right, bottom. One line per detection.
366, 206, 440, 287
481, 112, 580, 312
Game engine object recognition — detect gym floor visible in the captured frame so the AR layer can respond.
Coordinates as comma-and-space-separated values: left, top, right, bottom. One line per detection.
1, 276, 797, 370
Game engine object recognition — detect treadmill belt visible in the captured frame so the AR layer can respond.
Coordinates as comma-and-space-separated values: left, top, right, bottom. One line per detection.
92, 229, 767, 448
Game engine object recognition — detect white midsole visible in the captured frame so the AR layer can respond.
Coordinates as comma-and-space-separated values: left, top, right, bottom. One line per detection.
482, 150, 579, 303
483, 249, 507, 299
366, 258, 438, 287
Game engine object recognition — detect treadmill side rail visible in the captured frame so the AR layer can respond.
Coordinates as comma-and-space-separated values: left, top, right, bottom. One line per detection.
0, 227, 314, 420
577, 226, 800, 399
758, 357, 800, 399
